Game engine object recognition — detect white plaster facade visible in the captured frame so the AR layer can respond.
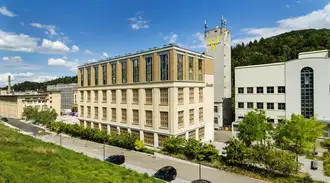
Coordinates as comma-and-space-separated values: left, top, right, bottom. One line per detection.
235, 50, 330, 136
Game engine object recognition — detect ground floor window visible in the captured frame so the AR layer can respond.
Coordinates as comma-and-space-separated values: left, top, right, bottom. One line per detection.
189, 130, 196, 139
158, 135, 167, 147
110, 126, 117, 134
80, 120, 84, 126
120, 128, 128, 135
131, 130, 140, 139
144, 132, 154, 146
101, 124, 107, 132
199, 127, 205, 140
93, 122, 99, 129
86, 121, 91, 128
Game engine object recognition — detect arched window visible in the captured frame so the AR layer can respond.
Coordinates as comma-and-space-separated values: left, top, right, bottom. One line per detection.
301, 67, 314, 119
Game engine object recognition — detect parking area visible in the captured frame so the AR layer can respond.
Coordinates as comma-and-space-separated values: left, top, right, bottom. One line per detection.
214, 130, 232, 143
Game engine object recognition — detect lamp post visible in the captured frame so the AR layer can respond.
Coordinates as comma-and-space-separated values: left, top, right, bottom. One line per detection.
103, 140, 106, 160
198, 145, 202, 180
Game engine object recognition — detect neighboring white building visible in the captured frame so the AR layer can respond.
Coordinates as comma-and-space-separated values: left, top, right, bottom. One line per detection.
235, 50, 330, 137
205, 18, 232, 129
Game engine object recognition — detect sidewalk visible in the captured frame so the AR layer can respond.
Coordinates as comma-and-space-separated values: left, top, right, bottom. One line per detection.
37, 133, 265, 183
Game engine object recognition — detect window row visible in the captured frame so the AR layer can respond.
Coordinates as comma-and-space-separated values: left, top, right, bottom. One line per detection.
237, 116, 285, 124
81, 121, 205, 146
80, 54, 204, 86
237, 102, 286, 110
178, 87, 203, 104
237, 86, 286, 94
178, 108, 204, 128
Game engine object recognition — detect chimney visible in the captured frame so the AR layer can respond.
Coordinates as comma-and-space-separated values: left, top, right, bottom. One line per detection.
7, 75, 11, 94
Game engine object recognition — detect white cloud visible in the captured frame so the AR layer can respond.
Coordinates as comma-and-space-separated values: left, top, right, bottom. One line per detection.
128, 12, 149, 30
232, 3, 330, 45
0, 30, 78, 54
103, 52, 109, 57
297, 0, 301, 3
71, 45, 79, 52
30, 23, 57, 36
0, 72, 57, 86
189, 32, 205, 49
48, 58, 79, 72
84, 49, 93, 54
164, 33, 178, 44
285, 4, 291, 8
0, 6, 16, 17
20, 21, 24, 26
2, 56, 23, 62
63, 56, 68, 60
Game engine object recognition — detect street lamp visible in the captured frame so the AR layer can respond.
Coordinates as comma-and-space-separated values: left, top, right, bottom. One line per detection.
198, 144, 202, 180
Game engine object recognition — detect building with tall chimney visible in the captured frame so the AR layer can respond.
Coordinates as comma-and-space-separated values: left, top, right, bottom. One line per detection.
204, 16, 232, 128
7, 75, 11, 94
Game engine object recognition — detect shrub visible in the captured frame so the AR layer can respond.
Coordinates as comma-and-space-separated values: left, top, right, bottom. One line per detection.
163, 136, 186, 155
265, 148, 301, 175
109, 133, 136, 150
199, 143, 219, 162
225, 139, 248, 165
183, 139, 201, 160
321, 139, 330, 150
134, 140, 145, 151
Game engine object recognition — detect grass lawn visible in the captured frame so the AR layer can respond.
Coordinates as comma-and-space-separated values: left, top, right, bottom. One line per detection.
0, 123, 162, 183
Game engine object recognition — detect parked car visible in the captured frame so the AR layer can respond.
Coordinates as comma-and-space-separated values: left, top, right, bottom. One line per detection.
154, 166, 177, 182
1, 117, 8, 122
105, 155, 125, 165
191, 179, 212, 183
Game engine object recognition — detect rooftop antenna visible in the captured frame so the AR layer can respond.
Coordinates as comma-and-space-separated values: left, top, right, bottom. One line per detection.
204, 20, 208, 37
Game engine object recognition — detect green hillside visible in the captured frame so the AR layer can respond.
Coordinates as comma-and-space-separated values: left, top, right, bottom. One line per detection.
231, 29, 330, 119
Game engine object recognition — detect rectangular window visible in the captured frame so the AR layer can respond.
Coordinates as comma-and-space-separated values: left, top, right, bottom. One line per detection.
120, 128, 128, 135
80, 106, 84, 117
214, 106, 218, 113
111, 63, 116, 84
102, 90, 107, 103
189, 56, 194, 80
133, 59, 139, 82
101, 124, 107, 131
94, 65, 98, 86
86, 121, 91, 128
111, 90, 116, 103
145, 89, 152, 104
189, 109, 194, 125
146, 57, 152, 81
177, 54, 183, 80
199, 127, 205, 140
278, 119, 284, 123
189, 88, 194, 103
121, 90, 127, 104
145, 111, 153, 127
102, 107, 107, 120
238, 87, 244, 94
238, 102, 244, 108
158, 135, 167, 147
199, 108, 203, 122
111, 126, 117, 134
278, 103, 286, 110
267, 103, 274, 109
160, 88, 168, 105
178, 111, 184, 128
160, 112, 168, 129
111, 108, 116, 121
121, 61, 127, 84
102, 64, 107, 85
87, 91, 91, 102
278, 86, 285, 93
144, 132, 154, 146
257, 102, 264, 109
160, 54, 169, 80
131, 130, 140, 139
247, 102, 253, 109
133, 110, 139, 125
94, 90, 98, 103
247, 87, 253, 94
94, 107, 98, 119
178, 88, 184, 104
87, 67, 91, 86
133, 89, 139, 104
268, 119, 275, 123
80, 68, 84, 86
121, 109, 127, 123
199, 88, 203, 102
198, 59, 203, 81
267, 87, 274, 93
189, 130, 196, 139
80, 91, 84, 102
257, 87, 264, 94
87, 106, 91, 118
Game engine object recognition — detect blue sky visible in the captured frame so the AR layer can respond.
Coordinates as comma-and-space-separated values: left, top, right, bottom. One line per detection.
0, 0, 329, 86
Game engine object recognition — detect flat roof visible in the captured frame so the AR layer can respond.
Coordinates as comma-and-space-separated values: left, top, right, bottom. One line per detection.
78, 44, 213, 68
235, 62, 284, 70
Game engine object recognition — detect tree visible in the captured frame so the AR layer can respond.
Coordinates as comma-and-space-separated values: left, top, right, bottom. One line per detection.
274, 114, 326, 157
237, 109, 273, 146
22, 106, 39, 121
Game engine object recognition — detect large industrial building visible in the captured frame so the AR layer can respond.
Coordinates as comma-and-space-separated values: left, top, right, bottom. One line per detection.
204, 18, 232, 129
234, 50, 330, 136
77, 44, 215, 148
47, 83, 77, 113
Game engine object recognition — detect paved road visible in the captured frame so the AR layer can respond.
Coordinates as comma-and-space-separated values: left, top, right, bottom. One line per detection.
5, 120, 265, 183
4, 118, 48, 135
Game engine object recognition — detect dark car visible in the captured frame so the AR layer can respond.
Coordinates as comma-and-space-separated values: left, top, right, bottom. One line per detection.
154, 166, 177, 182
191, 179, 212, 183
105, 155, 125, 165
1, 117, 8, 122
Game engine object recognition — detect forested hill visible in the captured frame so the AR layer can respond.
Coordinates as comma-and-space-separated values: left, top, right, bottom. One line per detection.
231, 29, 330, 68
3, 76, 77, 91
